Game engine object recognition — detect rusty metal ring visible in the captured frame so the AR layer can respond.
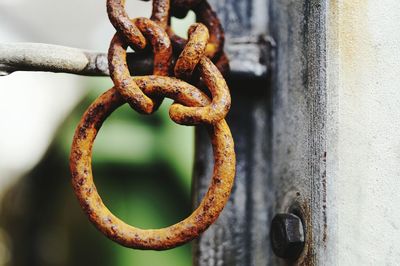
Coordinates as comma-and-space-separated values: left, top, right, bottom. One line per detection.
174, 23, 208, 80
194, 1, 224, 58
107, 0, 147, 49
108, 17, 172, 114
168, 1, 229, 75
169, 1, 224, 59
151, 0, 171, 29
170, 57, 230, 125
108, 0, 171, 48
70, 77, 235, 250
170, 22, 230, 125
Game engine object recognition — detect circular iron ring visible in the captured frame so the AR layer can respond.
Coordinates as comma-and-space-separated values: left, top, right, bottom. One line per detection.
70, 76, 235, 250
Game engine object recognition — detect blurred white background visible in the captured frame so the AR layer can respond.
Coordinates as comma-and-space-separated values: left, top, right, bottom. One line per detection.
0, 0, 153, 198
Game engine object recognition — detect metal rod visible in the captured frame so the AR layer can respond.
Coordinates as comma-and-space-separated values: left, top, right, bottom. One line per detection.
0, 43, 153, 77
0, 41, 268, 79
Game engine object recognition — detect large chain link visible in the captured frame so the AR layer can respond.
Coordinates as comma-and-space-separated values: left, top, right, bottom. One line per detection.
70, 0, 235, 250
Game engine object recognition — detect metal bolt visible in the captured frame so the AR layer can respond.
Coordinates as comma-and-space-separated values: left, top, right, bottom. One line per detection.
270, 213, 305, 259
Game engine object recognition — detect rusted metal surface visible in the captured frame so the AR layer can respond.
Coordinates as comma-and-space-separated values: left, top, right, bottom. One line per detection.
108, 18, 172, 114
168, 0, 228, 75
166, 0, 225, 60
70, 0, 235, 251
194, 1, 224, 58
107, 0, 147, 49
174, 23, 209, 81
151, 0, 170, 29
168, 1, 225, 59
171, 23, 230, 125
70, 78, 235, 250
134, 18, 172, 76
170, 57, 230, 125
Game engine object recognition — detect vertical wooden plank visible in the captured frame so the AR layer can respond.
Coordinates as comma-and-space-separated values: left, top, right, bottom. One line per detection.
193, 82, 273, 266
268, 1, 330, 264
193, 0, 332, 265
268, 1, 400, 264
192, 0, 272, 265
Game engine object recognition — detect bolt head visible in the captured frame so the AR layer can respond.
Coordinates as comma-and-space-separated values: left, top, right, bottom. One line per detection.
270, 213, 305, 259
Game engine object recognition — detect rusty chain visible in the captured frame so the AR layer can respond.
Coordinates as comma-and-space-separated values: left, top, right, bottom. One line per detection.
168, 0, 229, 74
108, 17, 172, 114
70, 0, 235, 250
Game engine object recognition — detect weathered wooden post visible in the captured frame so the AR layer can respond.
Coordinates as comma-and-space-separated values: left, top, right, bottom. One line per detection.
194, 0, 400, 265
192, 0, 274, 265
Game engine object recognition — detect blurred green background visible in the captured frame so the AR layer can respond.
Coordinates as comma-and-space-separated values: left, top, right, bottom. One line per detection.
0, 77, 194, 266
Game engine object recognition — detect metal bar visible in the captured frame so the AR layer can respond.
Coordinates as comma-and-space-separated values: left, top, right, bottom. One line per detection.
0, 43, 153, 77
0, 40, 268, 79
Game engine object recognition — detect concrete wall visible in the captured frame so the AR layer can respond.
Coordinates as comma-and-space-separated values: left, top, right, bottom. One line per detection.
329, 0, 400, 264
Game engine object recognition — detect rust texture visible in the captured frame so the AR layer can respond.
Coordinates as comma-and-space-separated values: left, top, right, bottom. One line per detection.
174, 23, 209, 80
70, 79, 235, 250
170, 56, 230, 125
168, 0, 229, 75
168, 2, 224, 59
107, 0, 147, 49
108, 18, 172, 114
71, 0, 234, 250
194, 1, 224, 58
171, 23, 230, 125
151, 0, 170, 29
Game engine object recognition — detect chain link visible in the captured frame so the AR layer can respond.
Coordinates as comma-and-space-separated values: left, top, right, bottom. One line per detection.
151, 0, 170, 29
107, 0, 147, 49
70, 0, 235, 250
108, 17, 172, 114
